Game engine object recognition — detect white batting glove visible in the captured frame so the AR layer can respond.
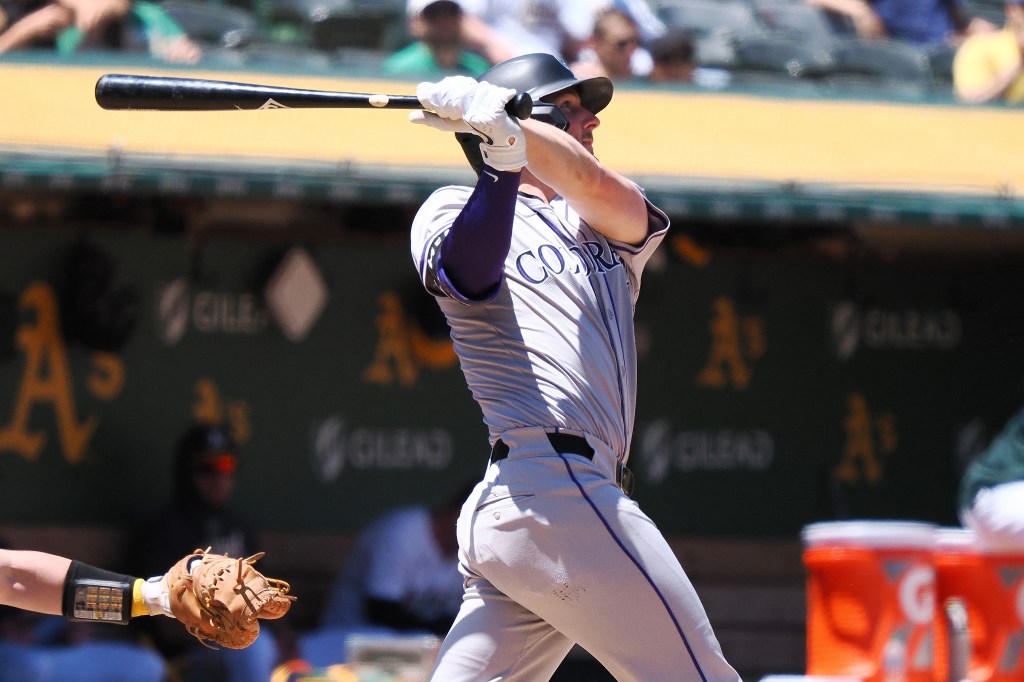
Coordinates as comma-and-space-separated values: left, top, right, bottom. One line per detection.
416, 76, 479, 121
464, 82, 526, 172
410, 109, 525, 172
409, 110, 473, 133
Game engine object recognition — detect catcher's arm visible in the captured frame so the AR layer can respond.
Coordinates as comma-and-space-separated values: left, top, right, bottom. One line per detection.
0, 549, 72, 615
1, 546, 295, 647
0, 548, 155, 623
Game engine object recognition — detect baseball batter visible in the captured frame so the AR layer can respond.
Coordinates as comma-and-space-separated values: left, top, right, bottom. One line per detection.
409, 53, 739, 681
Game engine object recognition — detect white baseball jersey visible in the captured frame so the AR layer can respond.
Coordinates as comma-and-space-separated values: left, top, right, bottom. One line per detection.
411, 184, 740, 682
411, 185, 668, 472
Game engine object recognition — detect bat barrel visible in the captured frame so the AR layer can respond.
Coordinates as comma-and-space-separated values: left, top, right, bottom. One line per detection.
95, 74, 385, 111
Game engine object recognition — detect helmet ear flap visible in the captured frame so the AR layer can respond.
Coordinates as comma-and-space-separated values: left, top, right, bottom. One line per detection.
529, 103, 569, 131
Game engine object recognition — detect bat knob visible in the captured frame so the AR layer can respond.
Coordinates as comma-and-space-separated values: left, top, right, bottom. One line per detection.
505, 92, 533, 121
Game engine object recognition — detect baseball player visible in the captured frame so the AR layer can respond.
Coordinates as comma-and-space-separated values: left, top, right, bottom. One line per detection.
409, 53, 740, 681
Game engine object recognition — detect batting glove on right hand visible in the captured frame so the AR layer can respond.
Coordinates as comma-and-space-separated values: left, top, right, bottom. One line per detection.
415, 78, 526, 172
464, 82, 526, 172
416, 76, 478, 121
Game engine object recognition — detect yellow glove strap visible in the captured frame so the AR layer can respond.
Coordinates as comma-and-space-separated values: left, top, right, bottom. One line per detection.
131, 578, 148, 618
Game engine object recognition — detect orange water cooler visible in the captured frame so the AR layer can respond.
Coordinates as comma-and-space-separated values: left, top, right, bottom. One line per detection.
934, 527, 1024, 682
802, 521, 937, 682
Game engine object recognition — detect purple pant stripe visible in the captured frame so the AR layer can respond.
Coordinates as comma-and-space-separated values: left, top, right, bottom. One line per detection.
559, 455, 709, 682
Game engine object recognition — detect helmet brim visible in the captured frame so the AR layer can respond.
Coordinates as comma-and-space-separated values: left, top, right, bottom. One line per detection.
529, 75, 613, 115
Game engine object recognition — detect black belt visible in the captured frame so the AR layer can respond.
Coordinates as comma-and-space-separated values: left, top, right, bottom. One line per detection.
490, 433, 594, 463
490, 433, 634, 496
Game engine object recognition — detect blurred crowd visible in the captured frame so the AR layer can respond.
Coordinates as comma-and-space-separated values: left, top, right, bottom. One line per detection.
1, 0, 1022, 104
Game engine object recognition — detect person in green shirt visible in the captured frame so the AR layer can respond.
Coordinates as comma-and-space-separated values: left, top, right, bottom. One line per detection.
384, 0, 490, 78
0, 0, 198, 62
56, 0, 201, 63
959, 403, 1024, 549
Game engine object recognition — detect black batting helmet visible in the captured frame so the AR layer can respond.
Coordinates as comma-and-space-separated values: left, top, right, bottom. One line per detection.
457, 53, 614, 176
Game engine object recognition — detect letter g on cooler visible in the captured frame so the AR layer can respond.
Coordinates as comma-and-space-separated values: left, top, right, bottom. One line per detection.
898, 564, 936, 624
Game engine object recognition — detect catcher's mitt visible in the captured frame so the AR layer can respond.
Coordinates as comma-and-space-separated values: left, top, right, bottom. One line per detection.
166, 547, 295, 649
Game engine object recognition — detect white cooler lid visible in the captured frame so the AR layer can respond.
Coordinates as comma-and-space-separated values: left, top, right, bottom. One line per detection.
801, 520, 937, 549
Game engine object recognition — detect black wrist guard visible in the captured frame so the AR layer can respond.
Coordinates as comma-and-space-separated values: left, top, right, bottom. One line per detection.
61, 560, 137, 625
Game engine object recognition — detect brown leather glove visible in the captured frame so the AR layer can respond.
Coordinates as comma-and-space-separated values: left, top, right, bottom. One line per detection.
165, 547, 295, 649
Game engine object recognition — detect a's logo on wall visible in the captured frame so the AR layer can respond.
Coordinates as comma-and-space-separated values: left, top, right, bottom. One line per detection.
192, 378, 250, 446
835, 392, 898, 484
830, 301, 962, 362
309, 415, 454, 482
0, 282, 125, 463
156, 278, 269, 345
363, 291, 457, 387
697, 296, 765, 390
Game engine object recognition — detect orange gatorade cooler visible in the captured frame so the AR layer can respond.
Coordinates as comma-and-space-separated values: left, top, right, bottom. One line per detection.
802, 521, 937, 682
934, 527, 1024, 682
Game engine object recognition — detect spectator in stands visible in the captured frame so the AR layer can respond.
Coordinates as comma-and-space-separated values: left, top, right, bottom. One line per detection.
644, 27, 732, 90
57, 0, 201, 63
125, 422, 279, 682
0, 538, 166, 682
319, 487, 469, 637
959, 402, 1024, 549
804, 0, 998, 47
384, 0, 490, 78
0, 0, 125, 53
572, 8, 643, 80
953, 0, 1024, 103
458, 0, 600, 64
647, 26, 696, 83
0, 0, 200, 62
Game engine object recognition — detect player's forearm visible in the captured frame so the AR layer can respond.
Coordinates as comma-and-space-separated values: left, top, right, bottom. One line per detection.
439, 167, 519, 299
0, 549, 72, 614
521, 119, 649, 244
0, 549, 166, 622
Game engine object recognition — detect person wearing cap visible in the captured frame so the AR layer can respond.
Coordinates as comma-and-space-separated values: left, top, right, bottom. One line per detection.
124, 423, 277, 682
383, 0, 490, 78
952, 0, 1024, 103
408, 54, 740, 681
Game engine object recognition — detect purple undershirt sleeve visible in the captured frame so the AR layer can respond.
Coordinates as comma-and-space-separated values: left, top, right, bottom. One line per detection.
437, 166, 520, 301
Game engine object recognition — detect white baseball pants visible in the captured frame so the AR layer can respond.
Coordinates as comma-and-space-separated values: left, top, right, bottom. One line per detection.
429, 429, 740, 682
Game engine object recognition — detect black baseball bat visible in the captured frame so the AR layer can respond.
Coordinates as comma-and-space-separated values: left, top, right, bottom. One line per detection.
94, 74, 533, 119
